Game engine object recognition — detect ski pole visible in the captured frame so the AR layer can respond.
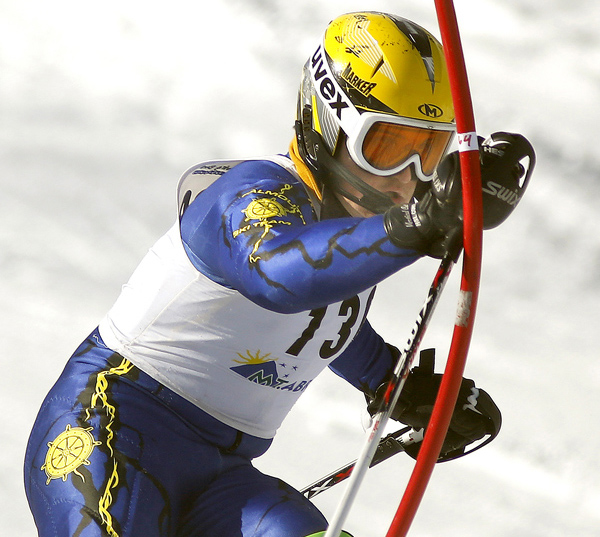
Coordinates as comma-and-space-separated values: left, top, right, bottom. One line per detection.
323, 232, 462, 537
301, 427, 423, 499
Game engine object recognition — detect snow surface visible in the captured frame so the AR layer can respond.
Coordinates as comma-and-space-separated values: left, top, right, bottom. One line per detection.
2, 0, 599, 535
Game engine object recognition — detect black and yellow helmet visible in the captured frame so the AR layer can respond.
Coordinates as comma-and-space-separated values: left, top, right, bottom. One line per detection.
294, 12, 456, 214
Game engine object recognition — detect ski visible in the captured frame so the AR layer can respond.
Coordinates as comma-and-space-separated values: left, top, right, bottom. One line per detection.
301, 427, 423, 499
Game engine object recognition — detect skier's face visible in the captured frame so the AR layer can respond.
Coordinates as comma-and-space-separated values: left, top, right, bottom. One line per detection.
334, 143, 417, 218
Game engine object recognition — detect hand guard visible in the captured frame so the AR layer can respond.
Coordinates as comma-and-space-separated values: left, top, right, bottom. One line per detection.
367, 348, 502, 462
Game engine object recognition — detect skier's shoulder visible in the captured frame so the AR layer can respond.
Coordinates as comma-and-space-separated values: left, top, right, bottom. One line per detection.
177, 154, 314, 222
228, 154, 303, 184
179, 153, 301, 200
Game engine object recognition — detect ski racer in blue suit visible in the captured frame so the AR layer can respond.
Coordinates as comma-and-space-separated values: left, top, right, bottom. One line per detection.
25, 12, 531, 537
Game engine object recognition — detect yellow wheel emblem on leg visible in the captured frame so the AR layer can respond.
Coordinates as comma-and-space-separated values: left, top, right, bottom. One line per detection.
42, 424, 101, 485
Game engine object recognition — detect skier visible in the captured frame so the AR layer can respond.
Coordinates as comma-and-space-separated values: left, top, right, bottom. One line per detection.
25, 12, 530, 537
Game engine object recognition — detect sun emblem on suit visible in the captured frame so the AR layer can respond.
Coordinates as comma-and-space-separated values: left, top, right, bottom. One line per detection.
242, 198, 289, 220
41, 424, 102, 485
232, 184, 306, 263
231, 350, 288, 388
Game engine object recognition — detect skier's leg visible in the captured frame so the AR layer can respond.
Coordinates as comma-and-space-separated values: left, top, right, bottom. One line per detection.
178, 459, 330, 537
25, 344, 169, 536
24, 332, 224, 537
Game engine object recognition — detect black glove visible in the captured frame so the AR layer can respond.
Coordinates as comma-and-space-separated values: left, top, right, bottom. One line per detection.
477, 131, 535, 229
383, 155, 462, 258
367, 348, 502, 461
384, 131, 535, 256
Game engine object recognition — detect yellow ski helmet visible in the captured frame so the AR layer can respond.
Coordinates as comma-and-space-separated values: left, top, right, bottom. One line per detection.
294, 12, 456, 214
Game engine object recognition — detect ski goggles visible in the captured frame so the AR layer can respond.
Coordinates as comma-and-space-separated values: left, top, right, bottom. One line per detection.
345, 113, 456, 181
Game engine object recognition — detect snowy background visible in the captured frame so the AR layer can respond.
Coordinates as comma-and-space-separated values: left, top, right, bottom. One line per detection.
2, 0, 599, 535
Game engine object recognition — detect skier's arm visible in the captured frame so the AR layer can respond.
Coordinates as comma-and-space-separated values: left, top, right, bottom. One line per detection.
180, 160, 422, 313
328, 320, 396, 396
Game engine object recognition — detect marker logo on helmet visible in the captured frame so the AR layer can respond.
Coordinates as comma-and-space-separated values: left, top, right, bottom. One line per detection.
341, 64, 377, 97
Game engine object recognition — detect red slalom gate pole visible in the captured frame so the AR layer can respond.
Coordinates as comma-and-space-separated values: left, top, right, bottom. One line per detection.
386, 2, 483, 536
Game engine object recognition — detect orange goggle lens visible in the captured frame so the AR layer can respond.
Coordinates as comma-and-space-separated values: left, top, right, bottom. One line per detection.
362, 122, 453, 177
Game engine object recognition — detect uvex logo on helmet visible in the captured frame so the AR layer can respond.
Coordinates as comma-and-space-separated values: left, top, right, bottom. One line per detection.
418, 103, 444, 118
310, 46, 351, 120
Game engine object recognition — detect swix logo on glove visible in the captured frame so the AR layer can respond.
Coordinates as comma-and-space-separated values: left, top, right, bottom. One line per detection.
482, 181, 521, 206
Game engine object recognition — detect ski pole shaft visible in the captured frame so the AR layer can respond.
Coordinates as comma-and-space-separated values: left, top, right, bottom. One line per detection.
323, 236, 460, 537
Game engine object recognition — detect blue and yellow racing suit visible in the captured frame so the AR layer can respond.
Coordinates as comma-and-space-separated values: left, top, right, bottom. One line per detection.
24, 154, 421, 537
